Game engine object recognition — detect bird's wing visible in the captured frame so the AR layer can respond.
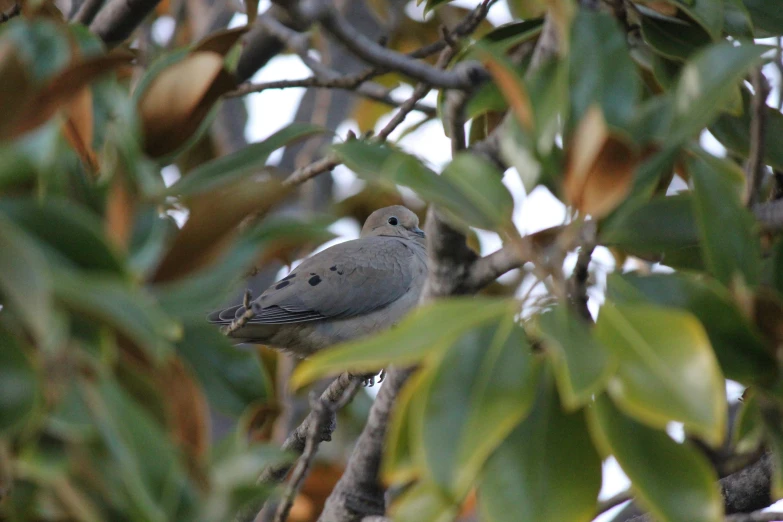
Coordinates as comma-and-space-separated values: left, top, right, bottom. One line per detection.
209, 236, 422, 326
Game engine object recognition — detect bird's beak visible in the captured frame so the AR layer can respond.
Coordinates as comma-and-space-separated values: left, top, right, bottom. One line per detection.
412, 227, 425, 238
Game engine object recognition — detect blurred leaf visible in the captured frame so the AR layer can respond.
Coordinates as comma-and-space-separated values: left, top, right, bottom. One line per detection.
0, 40, 34, 139
588, 395, 723, 522
607, 273, 775, 385
137, 51, 237, 158
61, 86, 97, 170
570, 10, 641, 129
688, 150, 761, 288
733, 391, 763, 454
0, 329, 38, 433
710, 89, 783, 172
153, 179, 289, 282
441, 153, 514, 231
53, 272, 179, 361
600, 193, 704, 270
177, 324, 270, 418
0, 144, 36, 191
334, 141, 513, 232
657, 0, 725, 39
193, 26, 248, 55
538, 305, 616, 410
4, 19, 71, 83
641, 14, 712, 61
384, 367, 431, 484
390, 481, 458, 522
291, 298, 517, 388
0, 214, 52, 344
564, 106, 637, 218
741, 0, 783, 35
419, 318, 540, 497
166, 123, 323, 197
81, 377, 197, 522
669, 42, 768, 144
723, 0, 754, 37
480, 371, 601, 522
507, 0, 547, 18
595, 303, 727, 445
760, 401, 783, 499
5, 50, 133, 140
478, 46, 533, 130
0, 198, 126, 274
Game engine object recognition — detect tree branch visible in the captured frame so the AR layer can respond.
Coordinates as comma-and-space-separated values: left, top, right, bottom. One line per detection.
89, 0, 161, 46
235, 373, 362, 522
72, 0, 105, 25
298, 0, 489, 91
745, 68, 770, 208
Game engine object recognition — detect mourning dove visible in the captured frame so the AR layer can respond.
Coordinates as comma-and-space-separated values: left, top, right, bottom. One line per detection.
208, 206, 427, 357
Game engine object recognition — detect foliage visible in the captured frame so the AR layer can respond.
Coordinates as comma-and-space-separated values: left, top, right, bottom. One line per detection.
1, 0, 783, 522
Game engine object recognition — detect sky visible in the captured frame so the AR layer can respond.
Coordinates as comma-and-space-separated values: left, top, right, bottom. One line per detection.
153, 2, 783, 519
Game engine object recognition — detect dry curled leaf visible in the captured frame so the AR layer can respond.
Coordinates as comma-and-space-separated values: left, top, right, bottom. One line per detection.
152, 178, 290, 282
138, 51, 237, 158
193, 26, 248, 55
564, 105, 637, 218
483, 57, 533, 130
62, 87, 98, 172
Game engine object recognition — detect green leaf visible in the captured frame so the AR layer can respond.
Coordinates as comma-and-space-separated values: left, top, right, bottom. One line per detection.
176, 324, 270, 417
607, 273, 774, 385
0, 214, 52, 344
81, 377, 197, 522
53, 272, 180, 361
595, 303, 727, 445
588, 395, 723, 522
641, 15, 711, 61
733, 392, 763, 454
600, 194, 704, 270
333, 141, 513, 232
659, 0, 725, 39
723, 0, 754, 37
569, 10, 641, 129
688, 150, 761, 288
390, 481, 459, 522
480, 371, 601, 522
0, 329, 38, 433
290, 298, 517, 388
384, 367, 431, 484
419, 318, 540, 496
538, 306, 617, 410
0, 198, 126, 275
441, 153, 514, 231
166, 123, 324, 196
669, 42, 769, 144
710, 89, 783, 172
0, 145, 36, 191
742, 0, 783, 35
4, 20, 71, 83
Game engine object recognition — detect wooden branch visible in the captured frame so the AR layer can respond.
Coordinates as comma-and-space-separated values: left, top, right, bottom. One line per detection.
89, 0, 161, 46
745, 68, 770, 208
72, 0, 105, 24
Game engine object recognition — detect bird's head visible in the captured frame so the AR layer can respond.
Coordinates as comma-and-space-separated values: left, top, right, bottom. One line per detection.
361, 205, 425, 244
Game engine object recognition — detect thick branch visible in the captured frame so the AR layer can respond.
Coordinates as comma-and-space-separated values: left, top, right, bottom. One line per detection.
298, 0, 489, 90
318, 367, 413, 522
89, 0, 161, 46
465, 242, 531, 292
73, 0, 104, 25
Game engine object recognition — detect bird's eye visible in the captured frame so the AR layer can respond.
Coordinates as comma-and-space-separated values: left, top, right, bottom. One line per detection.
388, 216, 398, 226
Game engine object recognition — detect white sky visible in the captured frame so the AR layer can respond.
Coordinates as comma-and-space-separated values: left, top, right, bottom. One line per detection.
151, 3, 783, 519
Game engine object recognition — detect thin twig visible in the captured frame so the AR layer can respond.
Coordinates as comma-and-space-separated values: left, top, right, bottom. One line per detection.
726, 512, 783, 522
227, 69, 377, 97
282, 154, 342, 186
298, 0, 488, 91
273, 379, 361, 522
746, 67, 769, 207
596, 490, 632, 517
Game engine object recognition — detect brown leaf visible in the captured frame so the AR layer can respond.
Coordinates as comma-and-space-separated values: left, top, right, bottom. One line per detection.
482, 56, 533, 130
193, 26, 249, 56
152, 178, 290, 282
158, 359, 210, 461
138, 51, 237, 158
62, 87, 98, 172
636, 0, 678, 16
4, 51, 134, 139
564, 106, 637, 218
0, 41, 34, 138
105, 170, 136, 249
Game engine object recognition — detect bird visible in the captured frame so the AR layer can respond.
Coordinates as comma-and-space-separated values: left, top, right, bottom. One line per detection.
208, 205, 428, 357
